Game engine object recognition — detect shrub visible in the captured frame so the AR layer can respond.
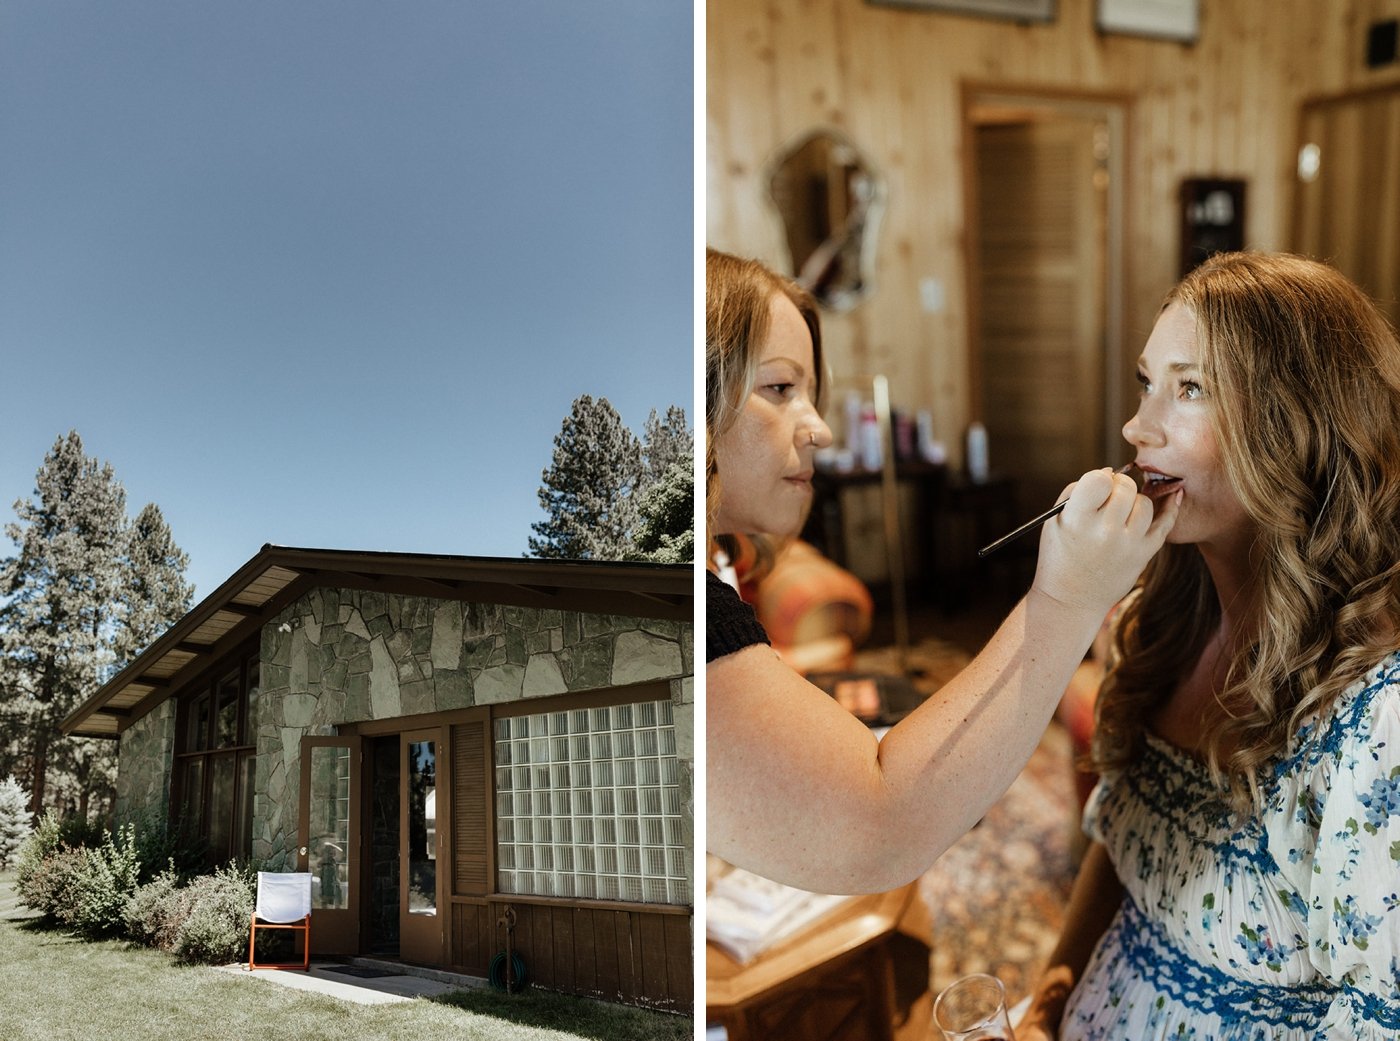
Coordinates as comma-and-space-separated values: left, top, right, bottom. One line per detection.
14, 811, 67, 899
123, 868, 182, 947
16, 845, 89, 922
0, 776, 31, 869
14, 817, 143, 937
63, 824, 141, 938
121, 806, 207, 883
167, 862, 257, 964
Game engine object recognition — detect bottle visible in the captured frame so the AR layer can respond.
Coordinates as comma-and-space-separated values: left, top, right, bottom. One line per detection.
916, 409, 946, 464
859, 403, 882, 470
844, 391, 862, 455
966, 421, 989, 484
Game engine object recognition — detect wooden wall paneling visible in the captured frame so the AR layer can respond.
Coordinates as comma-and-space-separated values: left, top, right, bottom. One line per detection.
637, 911, 669, 1007
594, 907, 622, 1001
617, 909, 639, 1004
1379, 94, 1400, 308
552, 906, 576, 994
662, 913, 693, 1007
706, 0, 783, 263
450, 901, 490, 976
572, 907, 599, 996
709, 0, 1395, 478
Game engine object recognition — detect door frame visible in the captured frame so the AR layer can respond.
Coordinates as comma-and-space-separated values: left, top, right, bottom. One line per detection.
961, 83, 1132, 466
297, 735, 363, 955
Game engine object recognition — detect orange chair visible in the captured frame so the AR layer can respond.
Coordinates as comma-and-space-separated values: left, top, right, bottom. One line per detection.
247, 871, 312, 971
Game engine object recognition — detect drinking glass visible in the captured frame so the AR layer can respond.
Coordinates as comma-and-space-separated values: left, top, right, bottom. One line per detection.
932, 973, 1016, 1041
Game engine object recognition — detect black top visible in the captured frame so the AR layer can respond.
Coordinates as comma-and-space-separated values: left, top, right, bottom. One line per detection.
706, 569, 770, 662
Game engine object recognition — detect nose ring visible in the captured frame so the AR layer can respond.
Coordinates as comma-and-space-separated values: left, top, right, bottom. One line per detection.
808, 431, 817, 446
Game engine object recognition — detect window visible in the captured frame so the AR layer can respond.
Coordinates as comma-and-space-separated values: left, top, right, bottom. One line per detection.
493, 699, 688, 905
173, 645, 258, 865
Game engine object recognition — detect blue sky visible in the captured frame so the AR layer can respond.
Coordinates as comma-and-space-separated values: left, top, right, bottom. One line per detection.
0, 1, 694, 600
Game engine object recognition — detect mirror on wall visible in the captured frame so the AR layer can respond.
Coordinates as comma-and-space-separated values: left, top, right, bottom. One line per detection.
767, 129, 884, 312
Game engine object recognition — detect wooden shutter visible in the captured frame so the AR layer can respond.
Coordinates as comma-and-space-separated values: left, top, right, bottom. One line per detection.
452, 721, 489, 896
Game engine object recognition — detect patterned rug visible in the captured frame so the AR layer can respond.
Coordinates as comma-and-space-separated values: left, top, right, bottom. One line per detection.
855, 638, 1081, 1007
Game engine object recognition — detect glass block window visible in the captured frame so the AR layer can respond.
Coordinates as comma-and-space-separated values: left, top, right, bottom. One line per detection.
494, 700, 688, 905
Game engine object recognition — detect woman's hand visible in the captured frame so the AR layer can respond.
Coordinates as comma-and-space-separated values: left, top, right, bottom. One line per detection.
1031, 467, 1179, 617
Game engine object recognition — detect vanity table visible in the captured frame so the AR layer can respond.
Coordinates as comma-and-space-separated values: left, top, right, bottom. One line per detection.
705, 884, 920, 1041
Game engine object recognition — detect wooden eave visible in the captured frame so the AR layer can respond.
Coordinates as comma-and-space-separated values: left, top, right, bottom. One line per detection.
62, 545, 692, 739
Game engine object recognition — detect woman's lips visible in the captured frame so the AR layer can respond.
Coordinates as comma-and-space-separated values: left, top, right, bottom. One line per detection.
1140, 471, 1183, 499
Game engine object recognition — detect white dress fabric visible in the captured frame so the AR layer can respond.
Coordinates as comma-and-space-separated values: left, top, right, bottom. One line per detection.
1062, 653, 1400, 1041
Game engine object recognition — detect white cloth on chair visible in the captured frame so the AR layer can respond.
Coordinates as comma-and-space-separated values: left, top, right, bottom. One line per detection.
255, 872, 312, 923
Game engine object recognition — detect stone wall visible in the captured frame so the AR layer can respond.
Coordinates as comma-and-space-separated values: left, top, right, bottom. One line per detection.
252, 587, 694, 871
114, 698, 176, 825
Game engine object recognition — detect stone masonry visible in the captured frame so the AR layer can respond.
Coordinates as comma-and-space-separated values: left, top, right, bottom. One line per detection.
114, 698, 176, 825
251, 587, 694, 872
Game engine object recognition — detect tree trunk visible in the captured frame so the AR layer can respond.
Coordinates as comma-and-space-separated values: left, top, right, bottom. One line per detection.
30, 728, 47, 817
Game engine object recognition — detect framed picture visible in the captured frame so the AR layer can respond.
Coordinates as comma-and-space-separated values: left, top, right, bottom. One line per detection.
867, 0, 1055, 25
1096, 0, 1199, 42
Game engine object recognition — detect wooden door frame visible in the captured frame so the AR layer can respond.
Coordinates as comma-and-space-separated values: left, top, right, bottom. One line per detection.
960, 82, 1133, 466
297, 734, 363, 955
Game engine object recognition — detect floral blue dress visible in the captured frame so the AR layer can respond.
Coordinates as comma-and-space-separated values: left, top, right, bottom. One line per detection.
1061, 652, 1400, 1041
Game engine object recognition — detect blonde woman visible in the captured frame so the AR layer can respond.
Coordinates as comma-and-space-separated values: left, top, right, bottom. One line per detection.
705, 248, 1179, 894
1017, 252, 1400, 1040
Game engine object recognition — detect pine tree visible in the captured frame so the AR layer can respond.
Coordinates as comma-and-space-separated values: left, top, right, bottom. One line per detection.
115, 503, 195, 667
640, 405, 693, 493
0, 432, 193, 818
528, 395, 643, 560
629, 461, 694, 564
0, 775, 31, 868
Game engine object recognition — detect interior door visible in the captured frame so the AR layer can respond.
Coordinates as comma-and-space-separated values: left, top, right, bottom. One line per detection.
399, 727, 445, 965
298, 735, 362, 955
1293, 87, 1400, 327
971, 111, 1111, 511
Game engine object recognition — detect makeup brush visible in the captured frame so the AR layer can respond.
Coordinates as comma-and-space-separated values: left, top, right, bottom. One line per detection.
977, 463, 1137, 558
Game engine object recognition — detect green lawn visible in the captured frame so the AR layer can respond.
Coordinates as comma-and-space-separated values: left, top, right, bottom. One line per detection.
0, 873, 691, 1041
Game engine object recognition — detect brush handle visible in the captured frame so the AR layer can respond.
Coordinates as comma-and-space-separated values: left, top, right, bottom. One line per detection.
976, 464, 1135, 558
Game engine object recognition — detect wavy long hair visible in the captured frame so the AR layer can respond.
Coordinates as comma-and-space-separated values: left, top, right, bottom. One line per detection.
705, 248, 824, 573
1091, 252, 1400, 808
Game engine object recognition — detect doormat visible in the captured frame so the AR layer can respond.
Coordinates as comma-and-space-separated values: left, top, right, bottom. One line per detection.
321, 965, 402, 979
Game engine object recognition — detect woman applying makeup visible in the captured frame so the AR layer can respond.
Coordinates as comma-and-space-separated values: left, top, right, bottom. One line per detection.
705, 248, 1180, 894
1017, 252, 1400, 1040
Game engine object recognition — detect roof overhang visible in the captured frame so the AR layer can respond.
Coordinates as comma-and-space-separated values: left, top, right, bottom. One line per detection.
62, 544, 692, 739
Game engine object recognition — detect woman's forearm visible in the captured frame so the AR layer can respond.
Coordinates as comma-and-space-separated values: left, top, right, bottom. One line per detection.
706, 587, 1107, 893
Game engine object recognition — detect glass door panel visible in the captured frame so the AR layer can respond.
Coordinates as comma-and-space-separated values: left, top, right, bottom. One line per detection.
308, 745, 352, 910
298, 736, 361, 954
399, 727, 444, 965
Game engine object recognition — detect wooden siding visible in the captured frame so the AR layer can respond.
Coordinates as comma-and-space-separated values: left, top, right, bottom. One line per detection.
707, 0, 1400, 470
491, 899, 692, 1012
449, 899, 493, 976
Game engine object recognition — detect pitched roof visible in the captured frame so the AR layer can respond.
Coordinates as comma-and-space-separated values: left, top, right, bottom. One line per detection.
62, 544, 692, 739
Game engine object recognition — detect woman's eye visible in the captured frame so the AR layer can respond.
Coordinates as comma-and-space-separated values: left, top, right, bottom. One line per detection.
763, 382, 795, 397
1179, 380, 1203, 400
1135, 372, 1152, 395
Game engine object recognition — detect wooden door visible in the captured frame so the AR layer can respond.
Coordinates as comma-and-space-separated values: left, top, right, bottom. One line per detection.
1293, 87, 1400, 326
298, 735, 362, 955
972, 115, 1109, 511
400, 727, 445, 965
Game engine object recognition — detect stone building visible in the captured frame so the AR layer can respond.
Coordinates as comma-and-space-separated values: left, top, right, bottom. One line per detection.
63, 545, 693, 1011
